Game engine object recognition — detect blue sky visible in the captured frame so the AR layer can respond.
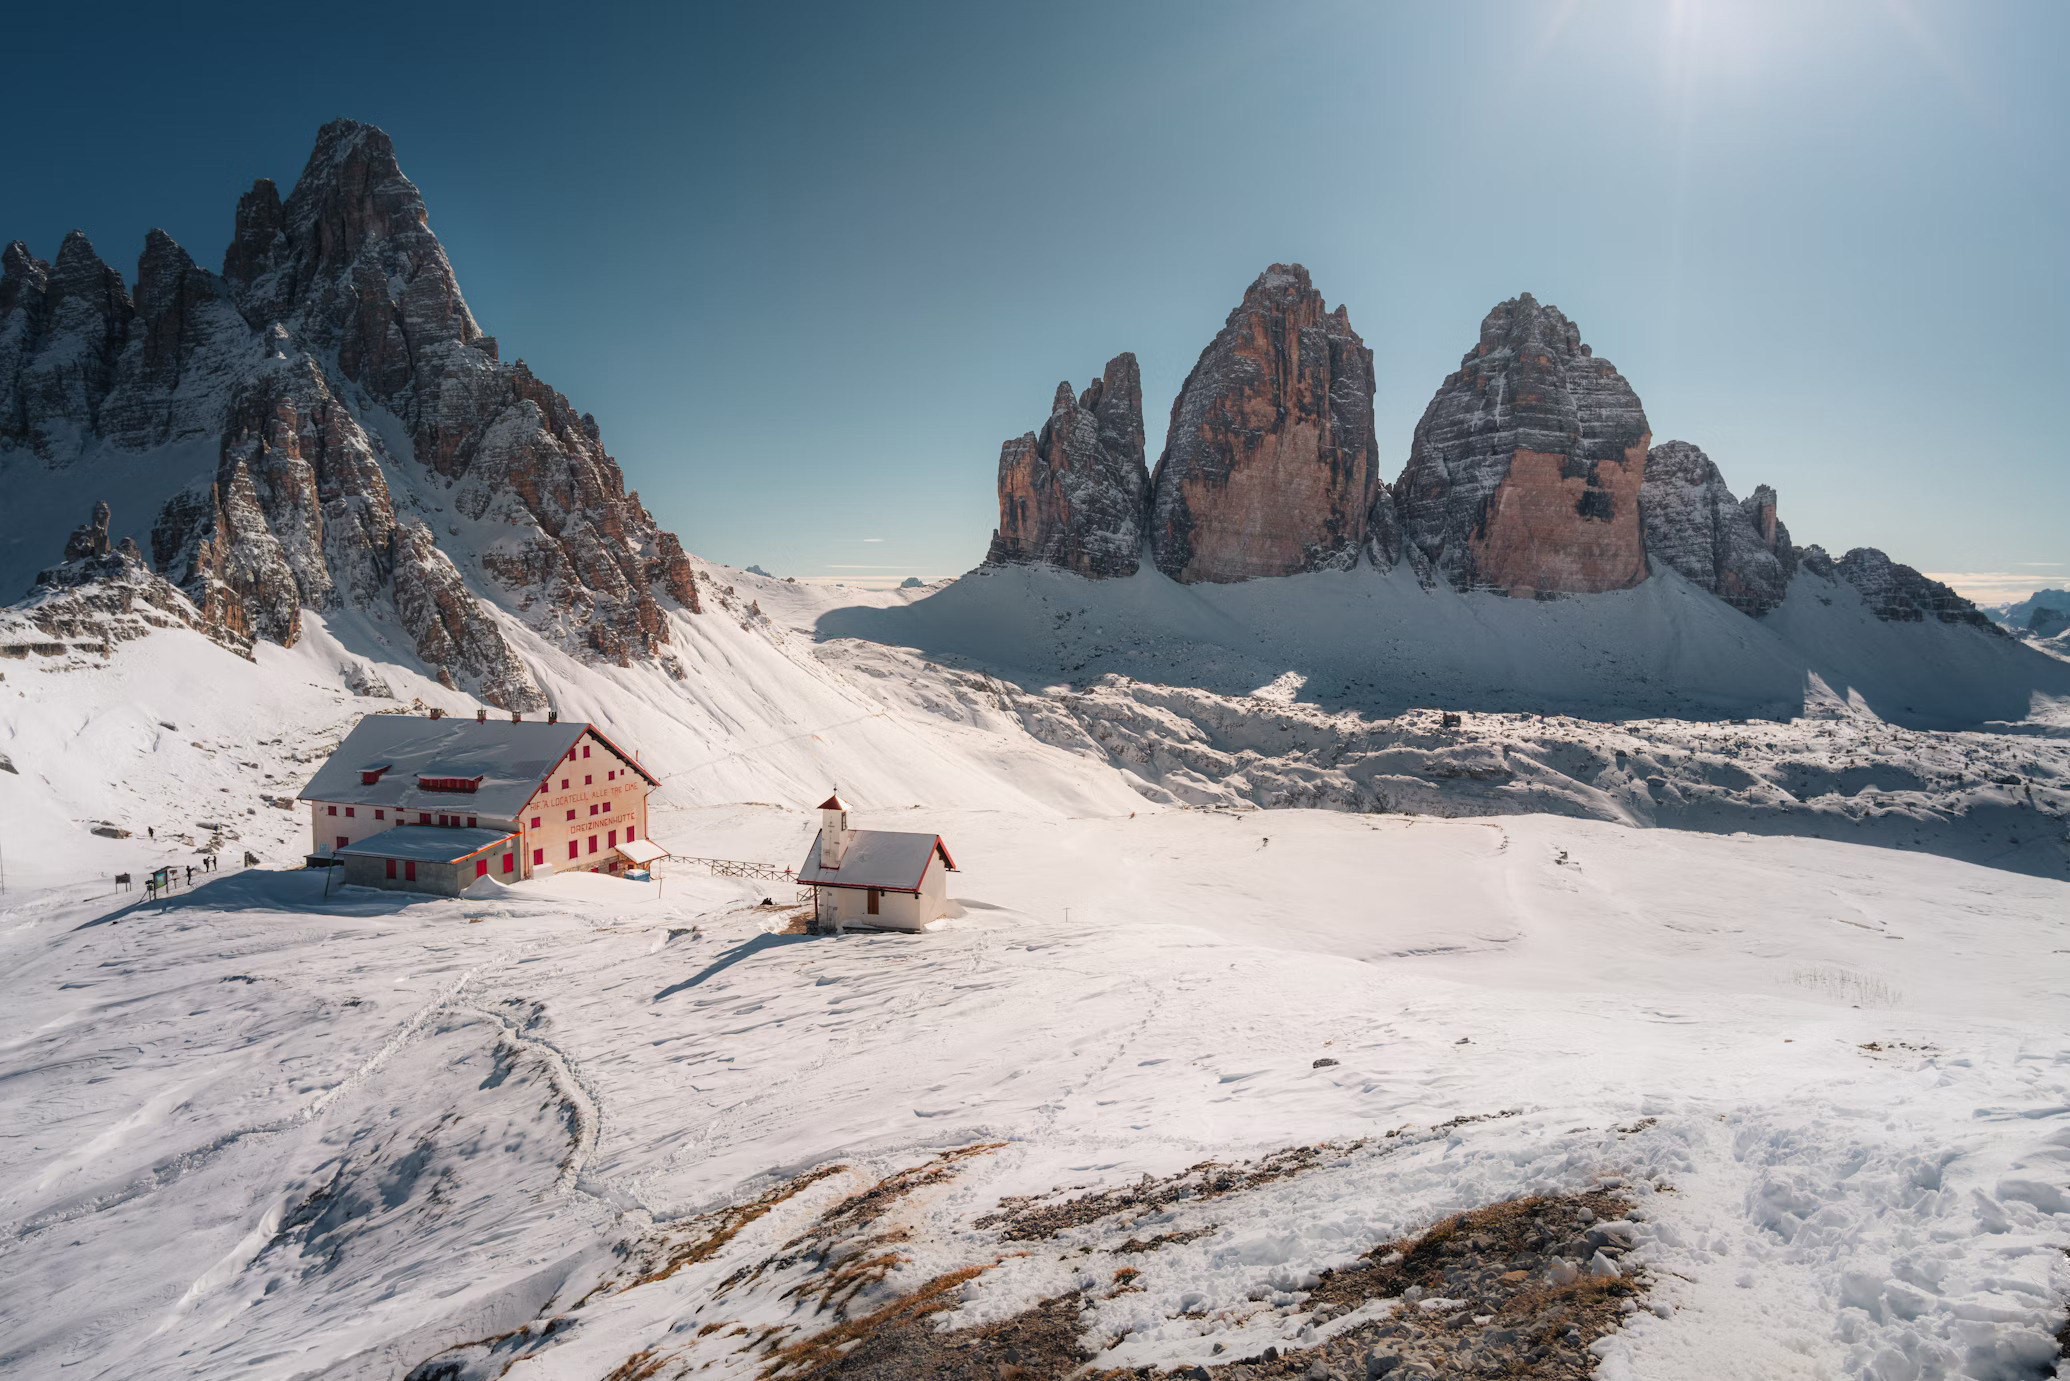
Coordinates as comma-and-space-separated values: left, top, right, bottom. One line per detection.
9, 1, 2065, 596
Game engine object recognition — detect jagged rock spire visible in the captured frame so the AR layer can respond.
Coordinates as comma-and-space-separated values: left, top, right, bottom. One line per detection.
1394, 293, 1651, 597
987, 353, 1149, 578
1639, 440, 1795, 616
1148, 264, 1383, 584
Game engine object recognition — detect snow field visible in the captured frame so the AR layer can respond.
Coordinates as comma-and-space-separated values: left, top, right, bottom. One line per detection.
0, 548, 2066, 1378
2, 800, 2064, 1377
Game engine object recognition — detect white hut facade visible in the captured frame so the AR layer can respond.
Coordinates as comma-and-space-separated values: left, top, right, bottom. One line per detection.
796, 794, 956, 932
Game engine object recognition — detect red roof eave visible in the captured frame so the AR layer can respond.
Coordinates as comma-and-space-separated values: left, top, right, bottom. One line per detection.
807, 880, 922, 895
523, 723, 662, 802
586, 724, 661, 786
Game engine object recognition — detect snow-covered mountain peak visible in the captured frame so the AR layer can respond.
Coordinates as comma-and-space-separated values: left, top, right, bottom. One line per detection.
1, 119, 703, 708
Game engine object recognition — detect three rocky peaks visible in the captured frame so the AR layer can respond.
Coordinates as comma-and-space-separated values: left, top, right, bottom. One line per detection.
987, 266, 1986, 628
0, 119, 701, 710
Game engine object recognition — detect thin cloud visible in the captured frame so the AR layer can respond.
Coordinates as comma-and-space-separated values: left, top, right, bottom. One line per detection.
1923, 571, 2068, 599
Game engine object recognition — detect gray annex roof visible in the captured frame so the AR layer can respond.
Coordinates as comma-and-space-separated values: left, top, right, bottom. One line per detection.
335, 826, 518, 863
299, 715, 651, 818
797, 829, 956, 892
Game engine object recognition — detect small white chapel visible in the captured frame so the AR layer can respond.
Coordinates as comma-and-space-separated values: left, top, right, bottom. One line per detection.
794, 793, 956, 932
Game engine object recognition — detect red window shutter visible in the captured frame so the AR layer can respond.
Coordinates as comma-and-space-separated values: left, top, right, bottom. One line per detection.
476, 859, 488, 878
386, 859, 396, 879
336, 835, 348, 850
419, 812, 430, 825
565, 809, 575, 821
626, 824, 635, 841
588, 835, 597, 854
583, 745, 590, 758
585, 775, 592, 785
567, 841, 578, 860
867, 888, 880, 915
530, 816, 540, 829
502, 853, 514, 874
345, 807, 354, 818
375, 809, 384, 821
467, 816, 476, 828
405, 860, 416, 881
608, 829, 617, 848
327, 805, 336, 816
532, 848, 543, 866
561, 778, 569, 790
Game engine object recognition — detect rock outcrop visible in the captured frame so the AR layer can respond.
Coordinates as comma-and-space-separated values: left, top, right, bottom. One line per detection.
0, 232, 134, 459
2028, 606, 2069, 640
63, 500, 113, 560
9, 502, 250, 658
1814, 547, 1999, 632
1639, 440, 1794, 615
1148, 265, 1386, 584
0, 119, 700, 706
986, 353, 1148, 577
1395, 294, 1650, 597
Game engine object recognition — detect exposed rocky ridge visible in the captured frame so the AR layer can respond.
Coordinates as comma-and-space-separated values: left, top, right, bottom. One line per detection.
221, 122, 699, 659
1149, 265, 1389, 584
979, 279, 1999, 644
2, 502, 250, 660
1800, 546, 2000, 632
985, 353, 1148, 577
0, 118, 699, 708
1396, 294, 1651, 597
1639, 440, 1794, 616
1, 231, 264, 458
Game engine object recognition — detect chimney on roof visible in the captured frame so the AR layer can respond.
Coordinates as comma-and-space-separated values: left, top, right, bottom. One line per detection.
818, 791, 851, 868
476, 708, 486, 723
547, 709, 558, 724
430, 707, 444, 719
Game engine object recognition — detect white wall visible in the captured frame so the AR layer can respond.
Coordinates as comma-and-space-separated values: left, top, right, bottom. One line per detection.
814, 852, 949, 932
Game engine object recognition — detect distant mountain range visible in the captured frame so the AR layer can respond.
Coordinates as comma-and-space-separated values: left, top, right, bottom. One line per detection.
1982, 588, 2070, 631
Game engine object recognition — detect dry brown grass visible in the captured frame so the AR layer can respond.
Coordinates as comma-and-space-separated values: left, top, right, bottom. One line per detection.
717, 1144, 1006, 1305
602, 1351, 668, 1381
629, 1164, 849, 1290
758, 1263, 993, 1377
976, 1141, 1362, 1242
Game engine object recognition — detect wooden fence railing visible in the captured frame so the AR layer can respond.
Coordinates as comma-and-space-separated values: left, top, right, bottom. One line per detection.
677, 856, 798, 884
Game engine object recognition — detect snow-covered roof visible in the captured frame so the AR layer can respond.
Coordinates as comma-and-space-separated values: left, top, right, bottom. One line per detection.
334, 826, 517, 863
298, 715, 654, 816
797, 829, 955, 892
618, 838, 670, 865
